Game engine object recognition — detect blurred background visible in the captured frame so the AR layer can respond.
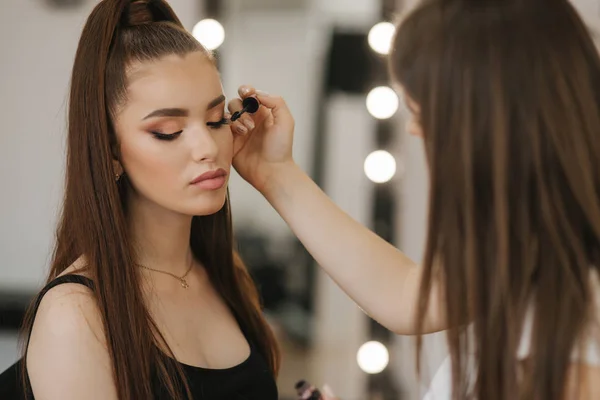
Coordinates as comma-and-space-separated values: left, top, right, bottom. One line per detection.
1, 0, 599, 399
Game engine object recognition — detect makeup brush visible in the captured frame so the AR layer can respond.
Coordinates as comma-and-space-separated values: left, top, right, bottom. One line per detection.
231, 97, 260, 122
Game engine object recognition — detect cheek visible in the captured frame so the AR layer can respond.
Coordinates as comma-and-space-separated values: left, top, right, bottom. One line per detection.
216, 130, 234, 162
120, 138, 180, 183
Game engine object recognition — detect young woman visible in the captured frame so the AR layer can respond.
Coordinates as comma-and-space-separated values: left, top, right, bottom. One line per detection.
229, 0, 600, 398
0, 1, 278, 399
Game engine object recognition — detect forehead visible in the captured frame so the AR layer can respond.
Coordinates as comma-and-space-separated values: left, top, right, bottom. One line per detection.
126, 51, 221, 107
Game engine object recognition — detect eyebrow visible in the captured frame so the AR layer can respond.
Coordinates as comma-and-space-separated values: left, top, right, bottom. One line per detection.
207, 94, 226, 110
142, 94, 226, 120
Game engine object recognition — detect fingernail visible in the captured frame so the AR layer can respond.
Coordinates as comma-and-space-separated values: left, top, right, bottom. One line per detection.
237, 124, 247, 134
256, 89, 269, 96
323, 384, 335, 398
240, 87, 251, 95
244, 119, 255, 130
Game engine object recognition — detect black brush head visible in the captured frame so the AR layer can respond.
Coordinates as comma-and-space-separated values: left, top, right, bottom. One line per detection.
295, 380, 307, 390
242, 97, 260, 113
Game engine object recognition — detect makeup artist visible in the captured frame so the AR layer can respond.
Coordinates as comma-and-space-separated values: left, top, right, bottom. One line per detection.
229, 0, 600, 398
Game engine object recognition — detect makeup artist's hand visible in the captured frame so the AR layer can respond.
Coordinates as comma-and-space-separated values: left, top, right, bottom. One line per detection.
229, 85, 296, 193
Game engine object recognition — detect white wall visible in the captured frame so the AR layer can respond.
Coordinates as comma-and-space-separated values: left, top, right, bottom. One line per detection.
572, 0, 600, 18
0, 0, 200, 291
1, 1, 95, 290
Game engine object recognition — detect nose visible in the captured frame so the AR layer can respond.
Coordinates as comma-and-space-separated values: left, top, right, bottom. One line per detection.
189, 126, 219, 162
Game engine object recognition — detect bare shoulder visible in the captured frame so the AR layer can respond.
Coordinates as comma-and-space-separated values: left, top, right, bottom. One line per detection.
26, 267, 118, 399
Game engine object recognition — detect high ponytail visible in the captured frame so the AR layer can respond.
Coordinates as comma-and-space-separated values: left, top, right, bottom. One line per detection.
20, 1, 278, 399
124, 0, 183, 26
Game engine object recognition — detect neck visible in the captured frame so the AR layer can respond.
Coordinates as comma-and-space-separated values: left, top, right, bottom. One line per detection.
127, 193, 194, 277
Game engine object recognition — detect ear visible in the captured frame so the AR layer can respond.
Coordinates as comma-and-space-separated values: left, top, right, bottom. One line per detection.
113, 159, 124, 180
111, 140, 124, 178
406, 117, 424, 138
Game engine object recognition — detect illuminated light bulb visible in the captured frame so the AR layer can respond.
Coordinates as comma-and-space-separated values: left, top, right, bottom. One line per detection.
357, 341, 389, 374
192, 19, 225, 50
368, 22, 396, 55
366, 86, 399, 119
364, 150, 397, 183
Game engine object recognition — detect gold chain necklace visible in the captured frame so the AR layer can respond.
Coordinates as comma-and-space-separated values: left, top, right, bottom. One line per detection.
137, 260, 194, 289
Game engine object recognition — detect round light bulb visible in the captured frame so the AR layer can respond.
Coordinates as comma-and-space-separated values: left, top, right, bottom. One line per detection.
364, 150, 397, 183
368, 22, 396, 55
357, 341, 389, 374
366, 86, 399, 119
192, 19, 225, 50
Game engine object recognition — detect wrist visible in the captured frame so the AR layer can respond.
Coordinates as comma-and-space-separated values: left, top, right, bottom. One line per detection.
259, 161, 303, 201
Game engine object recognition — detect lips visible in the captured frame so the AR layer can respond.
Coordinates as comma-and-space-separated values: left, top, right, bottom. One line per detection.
190, 168, 228, 190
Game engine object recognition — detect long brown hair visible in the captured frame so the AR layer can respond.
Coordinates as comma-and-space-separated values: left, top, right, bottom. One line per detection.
19, 1, 279, 398
390, 0, 600, 399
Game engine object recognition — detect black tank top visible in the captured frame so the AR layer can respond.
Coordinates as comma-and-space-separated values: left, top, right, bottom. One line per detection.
0, 274, 278, 400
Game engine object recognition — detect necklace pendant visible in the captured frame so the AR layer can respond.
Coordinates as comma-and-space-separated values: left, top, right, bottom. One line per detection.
180, 278, 189, 289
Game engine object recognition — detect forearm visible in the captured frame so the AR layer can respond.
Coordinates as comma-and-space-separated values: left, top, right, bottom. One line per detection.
262, 163, 442, 334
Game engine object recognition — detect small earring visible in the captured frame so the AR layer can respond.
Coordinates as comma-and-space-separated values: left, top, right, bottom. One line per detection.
115, 173, 121, 182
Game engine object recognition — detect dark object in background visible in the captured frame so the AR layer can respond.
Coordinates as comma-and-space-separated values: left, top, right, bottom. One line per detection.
0, 291, 33, 331
324, 31, 385, 95
250, 263, 286, 310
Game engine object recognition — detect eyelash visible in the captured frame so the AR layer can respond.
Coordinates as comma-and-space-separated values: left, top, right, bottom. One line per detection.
207, 117, 231, 130
151, 118, 231, 141
151, 130, 183, 141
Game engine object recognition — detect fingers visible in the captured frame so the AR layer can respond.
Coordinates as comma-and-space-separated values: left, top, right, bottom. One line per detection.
254, 92, 294, 129
228, 97, 242, 114
227, 98, 254, 135
238, 85, 256, 99
234, 84, 295, 130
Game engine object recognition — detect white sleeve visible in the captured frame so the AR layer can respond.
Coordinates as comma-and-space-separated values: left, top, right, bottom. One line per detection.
517, 271, 600, 366
423, 356, 452, 400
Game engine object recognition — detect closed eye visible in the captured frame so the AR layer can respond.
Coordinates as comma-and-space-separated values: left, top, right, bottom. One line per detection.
207, 118, 231, 130
150, 130, 183, 141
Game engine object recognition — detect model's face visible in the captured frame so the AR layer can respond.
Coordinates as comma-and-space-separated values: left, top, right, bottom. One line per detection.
113, 51, 233, 216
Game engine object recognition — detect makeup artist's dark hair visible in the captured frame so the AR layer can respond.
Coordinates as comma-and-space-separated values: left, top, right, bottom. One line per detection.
18, 1, 280, 399
390, 0, 600, 399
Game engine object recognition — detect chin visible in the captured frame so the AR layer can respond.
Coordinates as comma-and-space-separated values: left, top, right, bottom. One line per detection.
186, 196, 228, 216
